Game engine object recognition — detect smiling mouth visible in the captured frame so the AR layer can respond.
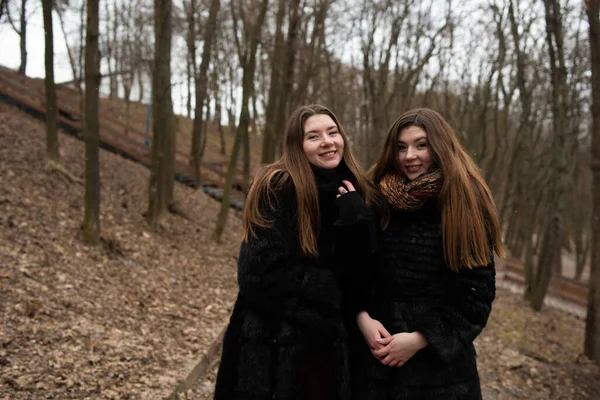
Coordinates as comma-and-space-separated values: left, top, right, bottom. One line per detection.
320, 151, 337, 157
406, 165, 421, 171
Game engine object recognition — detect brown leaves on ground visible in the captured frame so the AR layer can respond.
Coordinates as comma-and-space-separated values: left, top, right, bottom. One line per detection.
478, 290, 600, 399
0, 102, 599, 399
0, 104, 240, 399
183, 288, 600, 400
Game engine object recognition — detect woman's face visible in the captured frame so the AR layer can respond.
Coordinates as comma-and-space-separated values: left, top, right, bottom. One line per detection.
302, 114, 344, 169
397, 126, 434, 181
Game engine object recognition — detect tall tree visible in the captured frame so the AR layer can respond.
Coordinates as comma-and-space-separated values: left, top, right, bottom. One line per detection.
190, 0, 221, 186
56, 2, 81, 90
260, 0, 286, 164
358, 0, 446, 164
115, 0, 141, 134
6, 0, 28, 74
530, 0, 570, 310
18, 0, 26, 74
273, 0, 301, 157
41, 0, 59, 165
0, 0, 7, 21
212, 64, 226, 155
508, 0, 537, 301
212, 0, 269, 241
82, 0, 101, 245
147, 0, 177, 226
103, 0, 119, 99
585, 0, 600, 363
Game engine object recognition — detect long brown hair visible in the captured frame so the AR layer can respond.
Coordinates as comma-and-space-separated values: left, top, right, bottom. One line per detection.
244, 104, 381, 258
371, 108, 505, 271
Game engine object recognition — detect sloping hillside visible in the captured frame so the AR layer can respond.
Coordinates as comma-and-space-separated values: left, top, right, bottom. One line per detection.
0, 65, 264, 170
1, 98, 600, 400
0, 102, 241, 399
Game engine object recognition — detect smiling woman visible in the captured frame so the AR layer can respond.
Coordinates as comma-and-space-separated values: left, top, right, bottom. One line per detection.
352, 108, 505, 400
302, 114, 345, 169
396, 126, 434, 181
214, 104, 383, 400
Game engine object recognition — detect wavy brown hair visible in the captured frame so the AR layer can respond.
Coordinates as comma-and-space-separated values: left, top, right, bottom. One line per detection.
371, 108, 505, 271
243, 104, 381, 258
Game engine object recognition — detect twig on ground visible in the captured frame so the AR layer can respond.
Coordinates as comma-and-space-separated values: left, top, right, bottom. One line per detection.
166, 326, 226, 400
47, 160, 84, 185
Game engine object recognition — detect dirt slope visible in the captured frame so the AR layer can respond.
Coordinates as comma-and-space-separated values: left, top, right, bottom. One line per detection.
0, 103, 240, 399
1, 101, 600, 400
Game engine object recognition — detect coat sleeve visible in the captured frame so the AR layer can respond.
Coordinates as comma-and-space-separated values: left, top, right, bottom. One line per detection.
237, 184, 342, 334
413, 259, 496, 363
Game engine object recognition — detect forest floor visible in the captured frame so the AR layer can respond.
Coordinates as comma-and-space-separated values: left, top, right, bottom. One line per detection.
1, 102, 600, 399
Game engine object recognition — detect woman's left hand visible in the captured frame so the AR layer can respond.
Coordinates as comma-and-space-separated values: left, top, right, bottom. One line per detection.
373, 332, 428, 367
337, 180, 356, 198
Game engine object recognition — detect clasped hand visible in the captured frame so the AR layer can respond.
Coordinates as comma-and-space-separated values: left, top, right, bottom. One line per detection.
357, 311, 427, 367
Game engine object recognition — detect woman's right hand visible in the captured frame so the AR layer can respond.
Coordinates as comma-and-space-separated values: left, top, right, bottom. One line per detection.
337, 180, 356, 198
357, 311, 391, 357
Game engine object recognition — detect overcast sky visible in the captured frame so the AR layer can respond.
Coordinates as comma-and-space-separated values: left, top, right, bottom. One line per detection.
1, 9, 73, 83
0, 6, 190, 111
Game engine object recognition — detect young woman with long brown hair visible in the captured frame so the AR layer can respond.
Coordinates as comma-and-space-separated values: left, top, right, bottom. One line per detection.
214, 104, 380, 400
353, 108, 504, 400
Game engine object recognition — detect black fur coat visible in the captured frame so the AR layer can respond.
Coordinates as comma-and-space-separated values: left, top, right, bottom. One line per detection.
352, 200, 496, 400
215, 169, 370, 400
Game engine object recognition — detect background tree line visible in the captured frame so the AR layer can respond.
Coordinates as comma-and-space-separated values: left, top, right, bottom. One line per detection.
1, 0, 599, 362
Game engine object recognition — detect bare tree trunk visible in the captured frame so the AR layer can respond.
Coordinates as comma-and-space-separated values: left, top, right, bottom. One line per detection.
187, 51, 192, 118
6, 0, 29, 74
107, 1, 119, 99
201, 94, 210, 158
138, 68, 145, 102
250, 88, 258, 139
292, 0, 328, 105
227, 102, 235, 139
104, 1, 114, 99
509, 0, 536, 298
42, 0, 58, 165
57, 6, 80, 89
123, 73, 134, 135
117, 1, 136, 135
530, 0, 569, 310
272, 0, 301, 159
82, 0, 101, 246
243, 93, 251, 193
191, 0, 221, 185
260, 0, 286, 164
78, 1, 86, 117
19, 0, 27, 74
585, 0, 600, 363
212, 0, 269, 241
147, 0, 177, 226
0, 0, 7, 20
213, 67, 225, 155
575, 232, 590, 281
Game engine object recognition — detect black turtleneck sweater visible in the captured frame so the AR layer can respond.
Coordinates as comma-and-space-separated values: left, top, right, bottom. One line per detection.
311, 163, 358, 268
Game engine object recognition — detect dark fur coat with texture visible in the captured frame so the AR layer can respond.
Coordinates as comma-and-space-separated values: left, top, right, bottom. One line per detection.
214, 171, 369, 400
352, 199, 495, 400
